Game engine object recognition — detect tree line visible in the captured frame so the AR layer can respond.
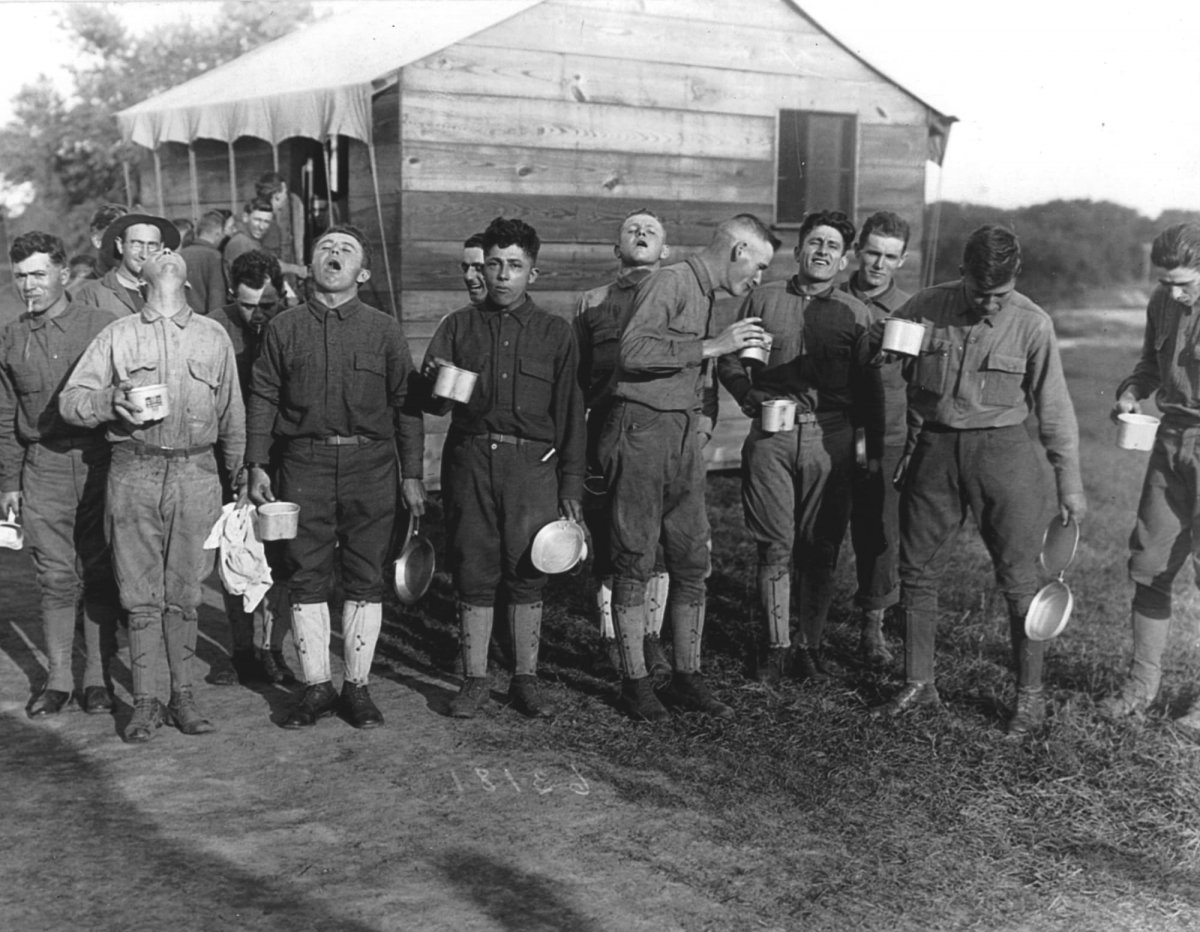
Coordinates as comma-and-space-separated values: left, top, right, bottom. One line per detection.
926, 200, 1200, 310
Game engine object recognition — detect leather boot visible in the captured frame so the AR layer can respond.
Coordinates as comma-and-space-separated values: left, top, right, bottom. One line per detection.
282, 681, 339, 728
874, 681, 941, 718
1099, 610, 1170, 718
619, 676, 669, 722
341, 681, 383, 728
859, 608, 894, 666
1006, 686, 1045, 738
757, 646, 790, 687
449, 677, 491, 718
166, 687, 216, 735
125, 695, 163, 743
663, 672, 734, 719
507, 674, 555, 719
259, 648, 296, 685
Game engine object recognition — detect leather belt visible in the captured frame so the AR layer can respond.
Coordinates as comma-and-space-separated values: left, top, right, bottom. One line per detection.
482, 432, 520, 445
127, 441, 213, 459
322, 434, 373, 446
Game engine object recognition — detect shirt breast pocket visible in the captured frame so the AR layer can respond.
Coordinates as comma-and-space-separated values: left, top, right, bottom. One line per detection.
980, 352, 1027, 406
914, 341, 950, 396
186, 358, 220, 422
353, 351, 386, 405
282, 352, 317, 409
125, 358, 160, 388
9, 362, 44, 396
515, 356, 553, 414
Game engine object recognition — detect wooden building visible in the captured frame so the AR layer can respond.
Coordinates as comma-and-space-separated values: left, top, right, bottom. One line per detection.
118, 0, 954, 481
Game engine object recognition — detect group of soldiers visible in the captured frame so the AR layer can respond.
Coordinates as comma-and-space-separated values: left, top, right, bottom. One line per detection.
8, 194, 1200, 743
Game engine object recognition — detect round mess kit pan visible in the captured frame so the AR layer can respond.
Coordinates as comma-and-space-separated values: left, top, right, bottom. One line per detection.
1025, 515, 1079, 642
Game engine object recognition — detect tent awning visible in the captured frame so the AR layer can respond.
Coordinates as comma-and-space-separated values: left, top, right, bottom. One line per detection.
116, 0, 542, 148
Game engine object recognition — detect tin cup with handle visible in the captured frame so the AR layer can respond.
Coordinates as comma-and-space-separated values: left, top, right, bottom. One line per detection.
433, 363, 479, 404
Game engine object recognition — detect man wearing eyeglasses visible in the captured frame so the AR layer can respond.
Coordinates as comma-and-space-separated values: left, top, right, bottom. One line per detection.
73, 214, 180, 317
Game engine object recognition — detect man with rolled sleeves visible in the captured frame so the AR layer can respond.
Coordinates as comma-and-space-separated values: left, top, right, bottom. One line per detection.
73, 213, 181, 317
424, 217, 584, 720
603, 213, 779, 721
877, 225, 1086, 737
0, 232, 121, 717
246, 224, 427, 730
719, 210, 884, 687
60, 246, 245, 742
575, 209, 677, 679
839, 210, 912, 665
1103, 222, 1200, 727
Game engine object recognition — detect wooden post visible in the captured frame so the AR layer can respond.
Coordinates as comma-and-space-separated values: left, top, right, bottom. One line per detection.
187, 143, 200, 222
152, 148, 165, 218
368, 141, 399, 319
227, 141, 238, 214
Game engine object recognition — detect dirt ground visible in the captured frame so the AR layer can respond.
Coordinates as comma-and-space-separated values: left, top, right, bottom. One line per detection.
0, 548, 785, 932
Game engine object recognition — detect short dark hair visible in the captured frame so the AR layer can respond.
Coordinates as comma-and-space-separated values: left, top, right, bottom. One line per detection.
230, 249, 283, 293
481, 216, 540, 263
463, 233, 486, 251
857, 211, 911, 250
68, 254, 98, 278
1151, 223, 1200, 272
962, 225, 1021, 289
243, 197, 273, 216
196, 209, 226, 239
315, 223, 373, 270
10, 231, 67, 267
255, 171, 286, 200
173, 218, 195, 248
88, 203, 128, 236
796, 210, 855, 252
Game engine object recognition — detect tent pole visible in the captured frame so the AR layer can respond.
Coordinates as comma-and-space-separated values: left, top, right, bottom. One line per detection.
367, 141, 399, 319
187, 143, 200, 222
322, 137, 337, 224
152, 148, 165, 218
228, 142, 238, 214
273, 142, 280, 172
922, 163, 945, 288
121, 161, 133, 209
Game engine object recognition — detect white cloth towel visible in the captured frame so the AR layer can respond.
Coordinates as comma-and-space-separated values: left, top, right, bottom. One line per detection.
203, 503, 273, 612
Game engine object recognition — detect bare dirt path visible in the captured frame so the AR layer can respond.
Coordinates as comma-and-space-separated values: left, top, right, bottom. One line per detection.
0, 550, 766, 932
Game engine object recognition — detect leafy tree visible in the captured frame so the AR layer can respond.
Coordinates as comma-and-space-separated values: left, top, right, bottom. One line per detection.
0, 1, 314, 252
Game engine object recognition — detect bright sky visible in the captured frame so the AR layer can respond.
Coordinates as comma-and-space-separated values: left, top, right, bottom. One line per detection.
1, 0, 1196, 218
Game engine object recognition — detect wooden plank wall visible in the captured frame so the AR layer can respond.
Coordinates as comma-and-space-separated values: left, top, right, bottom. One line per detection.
392, 0, 936, 475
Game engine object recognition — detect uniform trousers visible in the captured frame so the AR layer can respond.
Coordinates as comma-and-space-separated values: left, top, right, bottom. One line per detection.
1128, 425, 1200, 615
599, 401, 708, 607
23, 440, 118, 692
850, 442, 905, 611
899, 424, 1043, 682
280, 439, 396, 604
107, 443, 222, 696
442, 431, 559, 606
741, 412, 853, 648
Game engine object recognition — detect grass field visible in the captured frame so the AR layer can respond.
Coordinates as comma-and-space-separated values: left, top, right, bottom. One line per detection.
376, 310, 1200, 931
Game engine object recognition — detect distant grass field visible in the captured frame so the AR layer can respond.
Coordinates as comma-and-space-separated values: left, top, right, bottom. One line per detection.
378, 309, 1200, 931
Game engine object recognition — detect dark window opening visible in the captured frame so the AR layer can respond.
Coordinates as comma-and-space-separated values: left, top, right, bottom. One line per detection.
776, 110, 856, 226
